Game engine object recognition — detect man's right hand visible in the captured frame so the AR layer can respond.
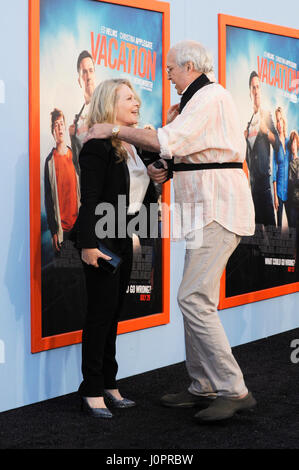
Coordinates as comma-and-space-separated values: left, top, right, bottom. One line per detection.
147, 160, 168, 184
167, 103, 180, 124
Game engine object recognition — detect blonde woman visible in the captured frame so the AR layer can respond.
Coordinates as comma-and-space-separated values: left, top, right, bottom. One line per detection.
272, 106, 291, 227
76, 79, 158, 418
288, 130, 299, 228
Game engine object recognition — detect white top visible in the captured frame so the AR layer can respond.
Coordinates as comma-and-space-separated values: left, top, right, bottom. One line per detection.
126, 146, 150, 215
248, 111, 260, 150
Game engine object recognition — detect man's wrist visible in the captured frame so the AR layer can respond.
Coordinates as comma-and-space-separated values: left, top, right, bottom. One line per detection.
111, 125, 120, 138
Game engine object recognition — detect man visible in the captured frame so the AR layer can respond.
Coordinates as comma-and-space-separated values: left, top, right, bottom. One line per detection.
69, 50, 97, 172
245, 71, 279, 228
44, 108, 80, 251
85, 40, 256, 422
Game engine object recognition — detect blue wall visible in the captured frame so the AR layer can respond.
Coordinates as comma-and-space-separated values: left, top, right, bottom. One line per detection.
0, 0, 298, 412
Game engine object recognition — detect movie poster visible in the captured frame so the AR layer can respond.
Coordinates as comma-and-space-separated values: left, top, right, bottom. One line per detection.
219, 17, 299, 305
35, 0, 167, 343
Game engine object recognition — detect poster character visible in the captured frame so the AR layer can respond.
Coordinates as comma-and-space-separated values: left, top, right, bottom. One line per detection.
288, 130, 299, 228
69, 50, 97, 172
44, 108, 80, 252
245, 71, 279, 228
272, 106, 291, 228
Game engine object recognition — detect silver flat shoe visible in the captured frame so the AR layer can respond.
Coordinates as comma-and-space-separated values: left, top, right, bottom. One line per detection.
104, 390, 136, 408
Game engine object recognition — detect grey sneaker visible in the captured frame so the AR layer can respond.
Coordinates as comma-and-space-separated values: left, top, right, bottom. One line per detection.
160, 390, 216, 408
194, 392, 257, 422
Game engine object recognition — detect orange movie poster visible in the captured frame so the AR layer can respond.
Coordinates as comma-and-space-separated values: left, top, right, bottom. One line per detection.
29, 0, 170, 352
219, 15, 299, 308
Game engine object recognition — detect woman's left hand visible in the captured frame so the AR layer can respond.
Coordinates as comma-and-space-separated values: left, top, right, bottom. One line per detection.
84, 123, 113, 143
81, 248, 111, 268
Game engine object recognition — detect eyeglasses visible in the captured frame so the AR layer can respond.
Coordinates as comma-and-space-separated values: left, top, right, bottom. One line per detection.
166, 66, 176, 74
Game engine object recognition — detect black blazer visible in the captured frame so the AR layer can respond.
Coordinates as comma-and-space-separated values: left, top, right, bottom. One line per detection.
75, 138, 159, 250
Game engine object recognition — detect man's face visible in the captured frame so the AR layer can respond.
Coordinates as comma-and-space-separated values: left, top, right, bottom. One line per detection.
250, 76, 261, 111
78, 57, 96, 100
166, 49, 189, 95
53, 117, 65, 145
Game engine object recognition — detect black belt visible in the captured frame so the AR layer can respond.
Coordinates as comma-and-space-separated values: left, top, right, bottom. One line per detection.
166, 161, 243, 179
173, 162, 243, 171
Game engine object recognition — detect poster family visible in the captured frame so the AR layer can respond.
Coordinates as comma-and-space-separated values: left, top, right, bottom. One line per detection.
39, 0, 163, 337
225, 25, 299, 297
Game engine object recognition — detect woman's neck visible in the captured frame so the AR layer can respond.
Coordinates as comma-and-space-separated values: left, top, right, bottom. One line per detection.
122, 141, 136, 163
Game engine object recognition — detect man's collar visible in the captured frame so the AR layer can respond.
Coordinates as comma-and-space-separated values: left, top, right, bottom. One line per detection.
180, 83, 191, 96
179, 74, 211, 113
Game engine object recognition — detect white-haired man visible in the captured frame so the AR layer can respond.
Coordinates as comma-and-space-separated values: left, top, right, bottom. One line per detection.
85, 40, 256, 422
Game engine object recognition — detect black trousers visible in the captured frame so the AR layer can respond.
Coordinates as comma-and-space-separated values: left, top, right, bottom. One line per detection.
78, 238, 133, 397
252, 186, 276, 227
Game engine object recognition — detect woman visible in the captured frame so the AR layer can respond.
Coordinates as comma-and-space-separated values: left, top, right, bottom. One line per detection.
272, 107, 291, 228
288, 130, 299, 229
76, 79, 158, 418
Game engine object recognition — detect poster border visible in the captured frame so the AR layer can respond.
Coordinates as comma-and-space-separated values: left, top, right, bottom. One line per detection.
218, 14, 299, 310
29, 0, 171, 353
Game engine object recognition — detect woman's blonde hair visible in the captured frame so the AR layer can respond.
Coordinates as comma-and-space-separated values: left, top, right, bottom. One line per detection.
275, 106, 287, 138
86, 78, 141, 162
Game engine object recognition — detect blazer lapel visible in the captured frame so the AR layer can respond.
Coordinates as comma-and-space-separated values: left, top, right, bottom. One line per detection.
121, 160, 130, 211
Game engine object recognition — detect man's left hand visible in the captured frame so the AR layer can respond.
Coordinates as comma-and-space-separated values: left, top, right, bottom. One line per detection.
147, 161, 168, 184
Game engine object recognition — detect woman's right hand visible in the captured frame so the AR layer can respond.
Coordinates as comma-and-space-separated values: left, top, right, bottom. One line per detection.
81, 248, 111, 268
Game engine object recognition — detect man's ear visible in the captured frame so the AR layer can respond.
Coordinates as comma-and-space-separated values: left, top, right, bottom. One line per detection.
78, 76, 82, 89
186, 61, 193, 72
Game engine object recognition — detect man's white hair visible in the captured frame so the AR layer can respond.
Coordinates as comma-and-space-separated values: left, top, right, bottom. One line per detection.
171, 40, 214, 74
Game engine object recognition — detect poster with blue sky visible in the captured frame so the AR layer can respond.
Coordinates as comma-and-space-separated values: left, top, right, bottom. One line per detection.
38, 0, 164, 338
223, 22, 299, 299
226, 26, 298, 140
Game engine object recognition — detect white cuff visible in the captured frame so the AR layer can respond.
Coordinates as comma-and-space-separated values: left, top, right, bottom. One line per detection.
157, 128, 172, 159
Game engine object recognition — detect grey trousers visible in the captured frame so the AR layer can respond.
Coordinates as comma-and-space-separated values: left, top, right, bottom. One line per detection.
177, 221, 248, 398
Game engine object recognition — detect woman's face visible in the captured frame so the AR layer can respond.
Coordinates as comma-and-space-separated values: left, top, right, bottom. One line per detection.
276, 111, 284, 135
115, 84, 140, 126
